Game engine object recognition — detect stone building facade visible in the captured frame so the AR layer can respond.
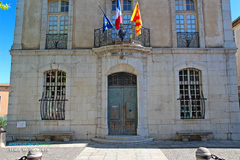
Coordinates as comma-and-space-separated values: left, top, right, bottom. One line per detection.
0, 84, 9, 116
232, 16, 240, 104
8, 0, 240, 141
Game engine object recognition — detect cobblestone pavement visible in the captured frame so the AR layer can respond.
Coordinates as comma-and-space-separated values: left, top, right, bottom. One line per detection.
0, 142, 87, 160
0, 141, 240, 160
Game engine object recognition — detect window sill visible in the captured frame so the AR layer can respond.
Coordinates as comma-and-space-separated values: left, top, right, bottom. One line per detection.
175, 119, 211, 124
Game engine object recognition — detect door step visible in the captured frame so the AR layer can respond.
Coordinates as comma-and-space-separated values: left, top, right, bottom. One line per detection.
91, 135, 154, 144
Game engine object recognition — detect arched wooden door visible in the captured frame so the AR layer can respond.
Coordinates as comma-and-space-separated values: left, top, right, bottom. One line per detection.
108, 72, 138, 135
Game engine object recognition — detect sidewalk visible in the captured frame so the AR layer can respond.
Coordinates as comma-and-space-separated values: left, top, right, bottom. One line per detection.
0, 140, 239, 160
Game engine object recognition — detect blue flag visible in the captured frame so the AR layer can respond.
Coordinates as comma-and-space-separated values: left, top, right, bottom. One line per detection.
103, 16, 113, 33
98, 4, 114, 33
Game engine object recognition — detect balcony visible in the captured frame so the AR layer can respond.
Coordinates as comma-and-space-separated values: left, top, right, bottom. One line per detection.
94, 24, 150, 48
46, 34, 68, 49
177, 32, 199, 48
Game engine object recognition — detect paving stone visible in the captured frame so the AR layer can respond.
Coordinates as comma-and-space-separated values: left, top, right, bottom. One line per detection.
0, 140, 240, 160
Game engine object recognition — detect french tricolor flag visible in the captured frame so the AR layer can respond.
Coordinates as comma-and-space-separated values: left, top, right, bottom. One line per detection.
115, 0, 122, 30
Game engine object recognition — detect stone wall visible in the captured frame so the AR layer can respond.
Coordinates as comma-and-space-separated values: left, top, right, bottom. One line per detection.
8, 50, 98, 140
233, 24, 240, 87
13, 0, 230, 49
22, 0, 42, 49
147, 49, 240, 140
8, 47, 240, 140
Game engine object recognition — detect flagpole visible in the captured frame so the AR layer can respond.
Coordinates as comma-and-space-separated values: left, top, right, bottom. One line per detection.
97, 3, 120, 39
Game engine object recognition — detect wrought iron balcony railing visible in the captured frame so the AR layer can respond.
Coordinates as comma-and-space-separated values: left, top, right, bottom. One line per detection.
94, 24, 150, 48
177, 32, 199, 48
46, 34, 68, 49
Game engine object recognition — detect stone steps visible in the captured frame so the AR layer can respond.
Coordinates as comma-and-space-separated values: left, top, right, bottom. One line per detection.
91, 135, 154, 144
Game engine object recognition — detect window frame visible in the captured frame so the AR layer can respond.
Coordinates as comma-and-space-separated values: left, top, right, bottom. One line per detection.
175, 0, 198, 33
111, 0, 133, 21
47, 0, 69, 34
40, 70, 67, 120
179, 68, 205, 119
111, 0, 133, 38
175, 0, 196, 11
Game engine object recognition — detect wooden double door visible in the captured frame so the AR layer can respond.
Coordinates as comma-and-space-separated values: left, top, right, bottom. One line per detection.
108, 72, 138, 135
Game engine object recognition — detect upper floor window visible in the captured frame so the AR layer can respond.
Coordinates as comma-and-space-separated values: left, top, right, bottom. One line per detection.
175, 0, 199, 48
112, 0, 132, 11
46, 0, 69, 49
48, 0, 69, 34
179, 68, 205, 119
175, 0, 195, 11
40, 70, 67, 120
49, 0, 69, 13
123, 0, 132, 11
111, 0, 132, 38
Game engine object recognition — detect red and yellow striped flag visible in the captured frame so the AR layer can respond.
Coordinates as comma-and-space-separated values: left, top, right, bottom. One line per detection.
130, 2, 142, 36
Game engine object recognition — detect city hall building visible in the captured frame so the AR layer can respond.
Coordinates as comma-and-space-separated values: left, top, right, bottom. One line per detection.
7, 0, 240, 142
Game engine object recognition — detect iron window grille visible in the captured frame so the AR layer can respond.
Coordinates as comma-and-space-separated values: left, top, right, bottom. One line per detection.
108, 72, 137, 86
46, 34, 68, 49
40, 70, 67, 120
178, 68, 206, 119
177, 32, 199, 48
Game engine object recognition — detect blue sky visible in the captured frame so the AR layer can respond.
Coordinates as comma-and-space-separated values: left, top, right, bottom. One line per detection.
0, 0, 240, 83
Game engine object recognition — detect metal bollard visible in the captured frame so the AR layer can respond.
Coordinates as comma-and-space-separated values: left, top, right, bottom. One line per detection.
27, 151, 42, 160
196, 147, 211, 160
0, 127, 6, 148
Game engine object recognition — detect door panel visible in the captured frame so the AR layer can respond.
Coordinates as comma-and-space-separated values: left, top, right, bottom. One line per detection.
123, 87, 137, 135
109, 103, 120, 120
108, 87, 137, 135
108, 88, 122, 134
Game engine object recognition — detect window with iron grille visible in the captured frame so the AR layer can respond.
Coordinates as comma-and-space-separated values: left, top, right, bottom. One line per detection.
40, 70, 67, 120
179, 68, 205, 119
46, 0, 69, 49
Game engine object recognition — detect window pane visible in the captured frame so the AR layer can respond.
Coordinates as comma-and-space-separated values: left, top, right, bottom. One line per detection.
123, 0, 132, 11
50, 1, 58, 12
123, 14, 132, 38
49, 16, 58, 34
175, 0, 183, 11
61, 1, 69, 12
112, 0, 116, 11
186, 0, 195, 11
186, 14, 196, 32
60, 16, 69, 34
